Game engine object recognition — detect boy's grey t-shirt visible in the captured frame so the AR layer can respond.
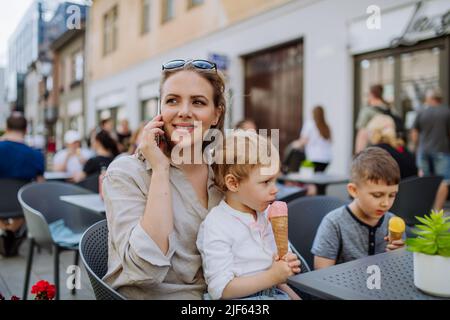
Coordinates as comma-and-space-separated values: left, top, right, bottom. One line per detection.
311, 206, 397, 264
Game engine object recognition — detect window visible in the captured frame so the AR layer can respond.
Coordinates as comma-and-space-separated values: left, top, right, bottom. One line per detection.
141, 98, 158, 121
71, 50, 84, 84
161, 0, 174, 23
141, 0, 150, 34
103, 6, 118, 56
187, 0, 203, 9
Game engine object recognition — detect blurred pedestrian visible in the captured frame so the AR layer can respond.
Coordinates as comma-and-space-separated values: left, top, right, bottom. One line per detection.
411, 87, 449, 210
73, 129, 119, 182
52, 130, 94, 178
117, 119, 132, 153
355, 84, 404, 153
292, 105, 332, 172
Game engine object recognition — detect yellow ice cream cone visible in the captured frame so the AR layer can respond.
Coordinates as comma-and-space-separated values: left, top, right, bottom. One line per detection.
388, 216, 405, 243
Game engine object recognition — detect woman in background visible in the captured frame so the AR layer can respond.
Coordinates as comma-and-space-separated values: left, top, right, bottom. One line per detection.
292, 105, 332, 172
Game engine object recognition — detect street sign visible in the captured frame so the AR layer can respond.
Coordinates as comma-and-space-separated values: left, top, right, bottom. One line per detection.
208, 53, 229, 71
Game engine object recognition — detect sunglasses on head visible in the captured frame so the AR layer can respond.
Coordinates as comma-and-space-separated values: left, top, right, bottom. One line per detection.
162, 59, 217, 71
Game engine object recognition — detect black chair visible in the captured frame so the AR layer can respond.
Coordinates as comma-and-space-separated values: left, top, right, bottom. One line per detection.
277, 186, 307, 203
282, 142, 306, 173
79, 220, 126, 300
288, 196, 347, 271
76, 174, 100, 193
0, 179, 30, 257
18, 182, 103, 300
389, 175, 443, 233
0, 179, 30, 219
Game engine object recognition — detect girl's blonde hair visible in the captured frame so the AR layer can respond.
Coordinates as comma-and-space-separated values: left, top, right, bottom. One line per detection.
367, 114, 403, 148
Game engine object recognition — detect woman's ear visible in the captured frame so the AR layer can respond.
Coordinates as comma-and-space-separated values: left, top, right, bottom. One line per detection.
224, 174, 239, 192
347, 183, 357, 199
213, 105, 223, 126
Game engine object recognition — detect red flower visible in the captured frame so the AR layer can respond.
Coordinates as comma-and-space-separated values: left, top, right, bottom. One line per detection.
10, 296, 20, 300
31, 280, 56, 300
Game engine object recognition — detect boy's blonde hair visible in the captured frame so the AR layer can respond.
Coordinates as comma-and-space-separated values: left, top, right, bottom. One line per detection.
212, 130, 280, 193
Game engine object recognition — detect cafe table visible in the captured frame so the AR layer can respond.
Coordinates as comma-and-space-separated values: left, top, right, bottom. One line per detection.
60, 194, 105, 214
279, 172, 349, 195
288, 248, 448, 300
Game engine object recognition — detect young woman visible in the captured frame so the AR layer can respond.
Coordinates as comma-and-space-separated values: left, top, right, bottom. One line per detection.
102, 60, 227, 299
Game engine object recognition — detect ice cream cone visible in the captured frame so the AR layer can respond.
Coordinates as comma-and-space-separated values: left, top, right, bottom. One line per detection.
270, 216, 288, 257
388, 216, 405, 243
268, 201, 289, 258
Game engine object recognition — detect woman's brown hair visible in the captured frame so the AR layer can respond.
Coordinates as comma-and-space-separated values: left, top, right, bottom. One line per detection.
313, 105, 331, 140
159, 62, 226, 133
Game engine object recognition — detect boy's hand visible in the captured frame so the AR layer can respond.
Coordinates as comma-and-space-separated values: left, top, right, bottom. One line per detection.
269, 255, 294, 284
384, 236, 405, 251
281, 252, 301, 274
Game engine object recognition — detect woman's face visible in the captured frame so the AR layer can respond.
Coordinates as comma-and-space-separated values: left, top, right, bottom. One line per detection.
160, 70, 221, 149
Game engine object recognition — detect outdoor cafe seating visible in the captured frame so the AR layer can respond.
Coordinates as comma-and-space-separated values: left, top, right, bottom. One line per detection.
17, 182, 103, 300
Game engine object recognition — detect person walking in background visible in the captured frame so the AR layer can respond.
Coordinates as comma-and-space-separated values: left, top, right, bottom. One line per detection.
292, 105, 332, 173
53, 130, 94, 179
355, 84, 404, 153
411, 87, 450, 211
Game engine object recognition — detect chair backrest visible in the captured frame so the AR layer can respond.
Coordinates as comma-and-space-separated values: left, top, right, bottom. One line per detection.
282, 144, 306, 173
79, 220, 126, 300
278, 187, 307, 203
76, 174, 100, 193
0, 179, 29, 219
288, 196, 347, 270
389, 176, 443, 226
18, 182, 101, 249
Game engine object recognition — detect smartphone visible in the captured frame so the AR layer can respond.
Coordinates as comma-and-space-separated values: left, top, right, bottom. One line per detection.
156, 98, 166, 147
156, 98, 161, 145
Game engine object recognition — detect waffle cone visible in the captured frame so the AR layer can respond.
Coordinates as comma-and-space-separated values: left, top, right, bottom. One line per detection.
270, 216, 288, 258
388, 230, 403, 242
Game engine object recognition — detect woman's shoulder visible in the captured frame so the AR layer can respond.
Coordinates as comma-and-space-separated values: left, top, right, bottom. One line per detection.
107, 154, 148, 176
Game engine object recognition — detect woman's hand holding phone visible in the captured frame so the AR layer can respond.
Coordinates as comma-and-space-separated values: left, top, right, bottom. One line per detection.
138, 114, 169, 171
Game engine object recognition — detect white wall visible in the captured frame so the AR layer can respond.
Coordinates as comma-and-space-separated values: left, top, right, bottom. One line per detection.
88, 0, 420, 174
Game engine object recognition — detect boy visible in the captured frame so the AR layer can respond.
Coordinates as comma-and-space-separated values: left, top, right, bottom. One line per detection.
312, 147, 405, 270
196, 131, 301, 300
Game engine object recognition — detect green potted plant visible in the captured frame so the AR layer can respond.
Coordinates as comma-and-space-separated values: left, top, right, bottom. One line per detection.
406, 210, 450, 297
299, 159, 315, 178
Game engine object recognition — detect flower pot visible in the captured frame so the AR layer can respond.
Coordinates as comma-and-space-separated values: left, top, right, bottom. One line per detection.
413, 252, 450, 297
299, 167, 314, 178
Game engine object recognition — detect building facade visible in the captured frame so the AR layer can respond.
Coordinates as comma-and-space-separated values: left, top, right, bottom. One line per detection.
87, 0, 450, 174
0, 68, 8, 131
51, 28, 86, 149
6, 0, 60, 110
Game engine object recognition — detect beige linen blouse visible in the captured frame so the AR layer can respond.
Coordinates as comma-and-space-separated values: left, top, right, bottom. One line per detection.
102, 154, 223, 299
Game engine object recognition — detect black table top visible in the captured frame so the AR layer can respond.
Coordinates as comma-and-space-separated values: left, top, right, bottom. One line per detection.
288, 248, 448, 300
